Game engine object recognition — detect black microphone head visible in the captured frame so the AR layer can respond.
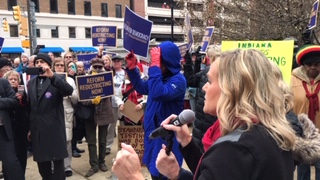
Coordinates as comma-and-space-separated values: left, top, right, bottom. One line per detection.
178, 109, 195, 125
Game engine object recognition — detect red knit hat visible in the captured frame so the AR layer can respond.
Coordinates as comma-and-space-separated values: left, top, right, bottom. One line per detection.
296, 45, 320, 65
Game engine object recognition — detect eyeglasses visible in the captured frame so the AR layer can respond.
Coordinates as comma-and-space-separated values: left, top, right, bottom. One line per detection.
65, 56, 73, 59
55, 64, 64, 67
8, 78, 18, 81
93, 66, 103, 69
113, 60, 121, 63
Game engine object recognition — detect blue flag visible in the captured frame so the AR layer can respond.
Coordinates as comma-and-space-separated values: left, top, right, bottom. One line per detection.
308, 0, 319, 30
0, 37, 4, 53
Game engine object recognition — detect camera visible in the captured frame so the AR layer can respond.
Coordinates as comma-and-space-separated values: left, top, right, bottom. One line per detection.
26, 67, 45, 75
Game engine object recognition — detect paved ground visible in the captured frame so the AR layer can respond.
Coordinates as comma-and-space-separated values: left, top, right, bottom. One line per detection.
25, 140, 151, 180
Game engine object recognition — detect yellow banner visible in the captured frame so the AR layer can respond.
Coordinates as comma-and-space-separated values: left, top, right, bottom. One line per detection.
221, 41, 294, 84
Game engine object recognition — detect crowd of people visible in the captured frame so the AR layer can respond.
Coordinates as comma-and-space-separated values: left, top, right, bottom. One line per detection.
2, 41, 320, 180
0, 44, 147, 179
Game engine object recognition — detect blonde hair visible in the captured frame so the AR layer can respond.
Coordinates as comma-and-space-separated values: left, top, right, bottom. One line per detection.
207, 45, 221, 63
102, 54, 112, 67
269, 61, 294, 111
216, 49, 295, 150
3, 70, 21, 83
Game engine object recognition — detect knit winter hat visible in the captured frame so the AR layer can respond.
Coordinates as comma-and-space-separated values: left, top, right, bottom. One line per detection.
34, 53, 52, 67
0, 58, 12, 69
296, 45, 320, 65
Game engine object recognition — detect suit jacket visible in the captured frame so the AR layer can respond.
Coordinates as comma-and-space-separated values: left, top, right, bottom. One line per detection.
28, 75, 73, 162
0, 78, 19, 139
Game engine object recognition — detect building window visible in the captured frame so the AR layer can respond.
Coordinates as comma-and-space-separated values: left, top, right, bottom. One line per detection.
101, 3, 108, 17
85, 28, 91, 38
9, 25, 18, 37
36, 29, 40, 37
50, 0, 58, 13
84, 1, 91, 16
115, 4, 122, 18
7, 0, 17, 11
31, 0, 40, 12
51, 26, 59, 38
69, 27, 76, 38
68, 0, 75, 15
117, 29, 122, 39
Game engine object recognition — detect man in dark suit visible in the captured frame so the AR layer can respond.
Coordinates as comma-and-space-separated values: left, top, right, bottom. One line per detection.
0, 57, 25, 180
27, 53, 73, 180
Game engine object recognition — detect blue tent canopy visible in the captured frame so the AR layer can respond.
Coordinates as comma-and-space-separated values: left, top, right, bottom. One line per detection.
39, 47, 65, 53
1, 47, 24, 53
69, 47, 98, 52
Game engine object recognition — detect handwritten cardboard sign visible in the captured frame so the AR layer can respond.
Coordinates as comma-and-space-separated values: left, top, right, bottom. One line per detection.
118, 125, 144, 164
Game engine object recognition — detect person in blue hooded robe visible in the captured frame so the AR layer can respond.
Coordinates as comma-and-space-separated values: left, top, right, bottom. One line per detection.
125, 41, 187, 179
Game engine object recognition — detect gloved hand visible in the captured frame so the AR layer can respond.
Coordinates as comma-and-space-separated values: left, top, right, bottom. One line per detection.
92, 96, 101, 105
150, 47, 161, 67
91, 71, 98, 75
125, 50, 137, 70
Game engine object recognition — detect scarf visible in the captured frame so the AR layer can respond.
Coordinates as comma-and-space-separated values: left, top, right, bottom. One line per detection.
202, 120, 221, 152
302, 81, 320, 122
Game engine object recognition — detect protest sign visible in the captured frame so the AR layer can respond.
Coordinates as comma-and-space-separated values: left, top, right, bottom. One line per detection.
221, 41, 294, 84
120, 99, 144, 123
0, 37, 4, 53
123, 6, 152, 58
103, 51, 118, 57
308, 0, 319, 30
178, 43, 188, 61
200, 27, 214, 52
76, 72, 114, 101
118, 125, 144, 164
92, 26, 117, 47
185, 12, 194, 50
77, 53, 97, 71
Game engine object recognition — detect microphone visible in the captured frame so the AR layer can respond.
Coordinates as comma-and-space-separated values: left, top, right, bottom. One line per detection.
149, 109, 195, 139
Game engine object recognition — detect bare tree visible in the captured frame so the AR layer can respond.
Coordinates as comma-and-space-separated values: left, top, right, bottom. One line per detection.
181, 0, 315, 45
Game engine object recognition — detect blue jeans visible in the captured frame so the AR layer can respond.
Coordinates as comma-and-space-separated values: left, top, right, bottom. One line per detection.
297, 162, 320, 180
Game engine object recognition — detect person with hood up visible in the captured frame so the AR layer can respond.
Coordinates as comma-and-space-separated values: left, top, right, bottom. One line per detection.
124, 41, 187, 179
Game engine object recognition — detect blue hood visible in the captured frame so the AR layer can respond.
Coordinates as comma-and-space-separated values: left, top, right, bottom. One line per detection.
159, 41, 181, 75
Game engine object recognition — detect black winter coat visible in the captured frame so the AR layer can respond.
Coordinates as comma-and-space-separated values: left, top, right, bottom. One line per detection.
180, 125, 294, 180
183, 54, 202, 88
0, 78, 19, 139
28, 75, 73, 162
188, 66, 218, 151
